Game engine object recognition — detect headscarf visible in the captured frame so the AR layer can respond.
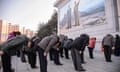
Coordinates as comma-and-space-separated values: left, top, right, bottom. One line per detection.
7, 32, 15, 39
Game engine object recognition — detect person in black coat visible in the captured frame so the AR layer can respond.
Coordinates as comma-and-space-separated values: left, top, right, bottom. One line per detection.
1, 31, 17, 72
80, 34, 89, 63
63, 38, 73, 59
70, 34, 89, 71
0, 31, 29, 72
114, 34, 120, 56
27, 36, 40, 68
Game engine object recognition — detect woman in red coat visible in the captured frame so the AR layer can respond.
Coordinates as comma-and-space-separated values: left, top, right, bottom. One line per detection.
88, 37, 96, 59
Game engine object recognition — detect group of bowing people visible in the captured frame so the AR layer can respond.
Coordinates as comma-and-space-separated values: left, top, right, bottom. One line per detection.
0, 31, 90, 72
1, 31, 117, 72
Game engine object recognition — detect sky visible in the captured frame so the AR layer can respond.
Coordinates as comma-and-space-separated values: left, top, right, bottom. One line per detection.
78, 0, 104, 12
0, 0, 57, 31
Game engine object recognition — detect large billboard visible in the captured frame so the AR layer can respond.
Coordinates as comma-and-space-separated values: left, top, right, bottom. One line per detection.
59, 0, 106, 30
73, 0, 106, 27
59, 2, 71, 30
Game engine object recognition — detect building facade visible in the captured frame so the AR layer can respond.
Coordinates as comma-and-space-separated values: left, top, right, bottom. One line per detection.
0, 20, 9, 43
55, 0, 120, 50
0, 19, 35, 43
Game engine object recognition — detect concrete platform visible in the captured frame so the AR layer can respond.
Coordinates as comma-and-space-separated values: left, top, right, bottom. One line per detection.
0, 51, 120, 72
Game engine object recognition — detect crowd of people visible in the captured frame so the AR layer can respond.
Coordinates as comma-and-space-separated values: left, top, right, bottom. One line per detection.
0, 31, 120, 72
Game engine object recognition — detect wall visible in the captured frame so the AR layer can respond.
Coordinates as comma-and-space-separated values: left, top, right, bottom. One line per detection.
56, 0, 119, 51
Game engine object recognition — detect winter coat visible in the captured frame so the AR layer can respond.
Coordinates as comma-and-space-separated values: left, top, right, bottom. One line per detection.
37, 35, 59, 53
0, 35, 29, 55
102, 34, 114, 47
63, 39, 73, 49
70, 34, 89, 51
88, 38, 96, 48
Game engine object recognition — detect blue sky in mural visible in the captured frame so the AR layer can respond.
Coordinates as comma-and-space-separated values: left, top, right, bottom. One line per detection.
78, 0, 104, 12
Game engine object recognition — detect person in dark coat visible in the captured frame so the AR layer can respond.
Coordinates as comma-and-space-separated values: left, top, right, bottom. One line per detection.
0, 31, 29, 72
1, 32, 16, 72
102, 34, 114, 62
70, 34, 89, 71
79, 34, 89, 64
27, 36, 40, 68
51, 41, 63, 65
114, 34, 120, 56
63, 38, 73, 59
59, 34, 66, 58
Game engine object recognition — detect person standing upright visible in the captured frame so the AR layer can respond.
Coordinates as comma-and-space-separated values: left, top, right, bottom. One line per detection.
114, 34, 120, 56
87, 37, 96, 59
102, 34, 114, 62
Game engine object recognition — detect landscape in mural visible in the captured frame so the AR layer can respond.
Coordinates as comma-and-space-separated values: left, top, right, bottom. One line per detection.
59, 0, 106, 30
77, 0, 106, 26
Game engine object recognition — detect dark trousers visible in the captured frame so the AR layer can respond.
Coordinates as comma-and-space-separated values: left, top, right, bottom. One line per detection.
38, 47, 47, 72
27, 52, 37, 68
114, 48, 120, 56
49, 48, 61, 64
80, 47, 86, 63
103, 45, 112, 61
71, 48, 83, 71
20, 50, 26, 62
59, 47, 64, 57
88, 47, 94, 58
49, 48, 54, 60
64, 48, 69, 59
52, 49, 61, 64
1, 53, 12, 72
80, 51, 85, 63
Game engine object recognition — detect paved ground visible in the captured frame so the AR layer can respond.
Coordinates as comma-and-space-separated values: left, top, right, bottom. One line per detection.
0, 51, 120, 72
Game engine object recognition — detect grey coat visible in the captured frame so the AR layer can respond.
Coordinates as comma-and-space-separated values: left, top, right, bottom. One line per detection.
102, 34, 114, 47
37, 35, 59, 53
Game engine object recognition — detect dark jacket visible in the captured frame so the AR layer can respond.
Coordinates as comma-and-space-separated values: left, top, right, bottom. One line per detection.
70, 34, 89, 51
63, 39, 73, 49
30, 36, 40, 51
115, 35, 120, 48
0, 35, 29, 55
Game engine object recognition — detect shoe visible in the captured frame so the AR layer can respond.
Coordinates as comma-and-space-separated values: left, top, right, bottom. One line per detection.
66, 57, 70, 59
81, 61, 86, 64
106, 60, 112, 62
22, 60, 27, 63
11, 68, 15, 72
55, 63, 63, 65
90, 57, 94, 59
31, 66, 38, 69
79, 68, 86, 71
50, 59, 54, 61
